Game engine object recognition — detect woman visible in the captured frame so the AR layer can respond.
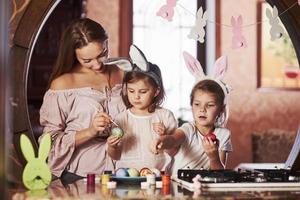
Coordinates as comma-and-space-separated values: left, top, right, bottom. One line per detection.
39, 18, 125, 182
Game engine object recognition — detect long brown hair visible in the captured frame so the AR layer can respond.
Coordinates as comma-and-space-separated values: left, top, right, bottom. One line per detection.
48, 18, 108, 87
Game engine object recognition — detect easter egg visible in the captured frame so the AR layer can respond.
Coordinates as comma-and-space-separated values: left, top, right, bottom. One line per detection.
139, 167, 153, 177
116, 168, 129, 177
112, 127, 124, 138
150, 168, 161, 177
205, 132, 219, 145
127, 168, 140, 177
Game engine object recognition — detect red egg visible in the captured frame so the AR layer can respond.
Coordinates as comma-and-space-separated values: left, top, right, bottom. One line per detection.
205, 132, 219, 145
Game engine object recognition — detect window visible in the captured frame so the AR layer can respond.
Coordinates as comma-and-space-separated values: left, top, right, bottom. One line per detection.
132, 0, 200, 121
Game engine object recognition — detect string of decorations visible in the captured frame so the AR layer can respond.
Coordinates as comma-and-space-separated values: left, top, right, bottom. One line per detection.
156, 0, 300, 49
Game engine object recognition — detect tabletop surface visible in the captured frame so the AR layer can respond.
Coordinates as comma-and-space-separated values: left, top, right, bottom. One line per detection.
9, 178, 300, 200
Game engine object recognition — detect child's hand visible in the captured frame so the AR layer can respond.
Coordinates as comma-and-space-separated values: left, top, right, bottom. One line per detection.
202, 137, 219, 161
107, 135, 122, 148
90, 112, 111, 137
150, 138, 163, 155
152, 122, 166, 135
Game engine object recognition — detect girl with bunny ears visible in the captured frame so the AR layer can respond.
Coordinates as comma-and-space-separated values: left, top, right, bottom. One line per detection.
104, 45, 177, 172
151, 52, 233, 176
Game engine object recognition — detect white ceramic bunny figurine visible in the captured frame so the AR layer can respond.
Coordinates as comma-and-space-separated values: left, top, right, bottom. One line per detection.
266, 6, 285, 41
231, 15, 247, 49
188, 7, 208, 43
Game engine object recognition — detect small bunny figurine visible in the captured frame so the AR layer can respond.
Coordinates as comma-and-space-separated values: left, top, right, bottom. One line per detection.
266, 6, 285, 41
21, 133, 52, 190
298, 0, 300, 5
231, 15, 247, 49
188, 7, 208, 43
156, 0, 177, 22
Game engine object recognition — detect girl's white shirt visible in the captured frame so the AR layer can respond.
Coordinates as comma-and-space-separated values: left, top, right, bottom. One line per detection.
171, 122, 233, 176
114, 108, 177, 172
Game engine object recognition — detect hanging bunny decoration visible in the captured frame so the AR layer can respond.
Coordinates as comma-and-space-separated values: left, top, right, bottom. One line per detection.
231, 15, 247, 49
266, 6, 285, 41
188, 7, 208, 43
20, 133, 52, 190
182, 51, 231, 126
156, 0, 177, 22
104, 44, 162, 87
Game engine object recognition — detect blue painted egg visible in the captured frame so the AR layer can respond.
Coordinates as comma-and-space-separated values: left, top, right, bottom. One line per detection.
116, 168, 128, 177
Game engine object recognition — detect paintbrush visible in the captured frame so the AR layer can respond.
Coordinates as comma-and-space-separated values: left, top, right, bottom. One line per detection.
88, 102, 119, 127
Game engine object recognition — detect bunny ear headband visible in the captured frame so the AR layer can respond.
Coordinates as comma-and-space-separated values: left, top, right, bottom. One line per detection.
104, 45, 162, 87
182, 51, 231, 104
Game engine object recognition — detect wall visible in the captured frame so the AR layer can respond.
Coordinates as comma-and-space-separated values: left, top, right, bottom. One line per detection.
86, 0, 120, 57
220, 0, 300, 168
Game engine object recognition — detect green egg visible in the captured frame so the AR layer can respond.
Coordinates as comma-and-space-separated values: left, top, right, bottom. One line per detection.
112, 127, 124, 138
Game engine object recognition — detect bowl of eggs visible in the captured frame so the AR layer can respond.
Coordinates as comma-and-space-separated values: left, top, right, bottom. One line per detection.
111, 167, 161, 184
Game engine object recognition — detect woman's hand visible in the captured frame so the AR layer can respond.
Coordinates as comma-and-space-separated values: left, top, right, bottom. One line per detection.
107, 135, 122, 148
89, 112, 111, 137
152, 122, 166, 135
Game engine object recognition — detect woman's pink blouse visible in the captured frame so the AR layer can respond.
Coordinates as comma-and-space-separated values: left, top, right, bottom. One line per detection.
39, 86, 125, 177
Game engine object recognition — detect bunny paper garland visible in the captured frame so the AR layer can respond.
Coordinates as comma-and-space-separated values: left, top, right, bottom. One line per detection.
154, 1, 298, 50
231, 15, 247, 49
266, 6, 285, 41
188, 7, 208, 43
156, 0, 177, 21
182, 51, 230, 103
21, 133, 52, 190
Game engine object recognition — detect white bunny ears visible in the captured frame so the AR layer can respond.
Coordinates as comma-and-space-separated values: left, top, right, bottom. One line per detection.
104, 44, 149, 71
104, 44, 162, 87
182, 51, 230, 104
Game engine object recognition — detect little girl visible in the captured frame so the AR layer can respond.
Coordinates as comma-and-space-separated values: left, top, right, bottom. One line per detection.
105, 45, 177, 172
151, 52, 233, 176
